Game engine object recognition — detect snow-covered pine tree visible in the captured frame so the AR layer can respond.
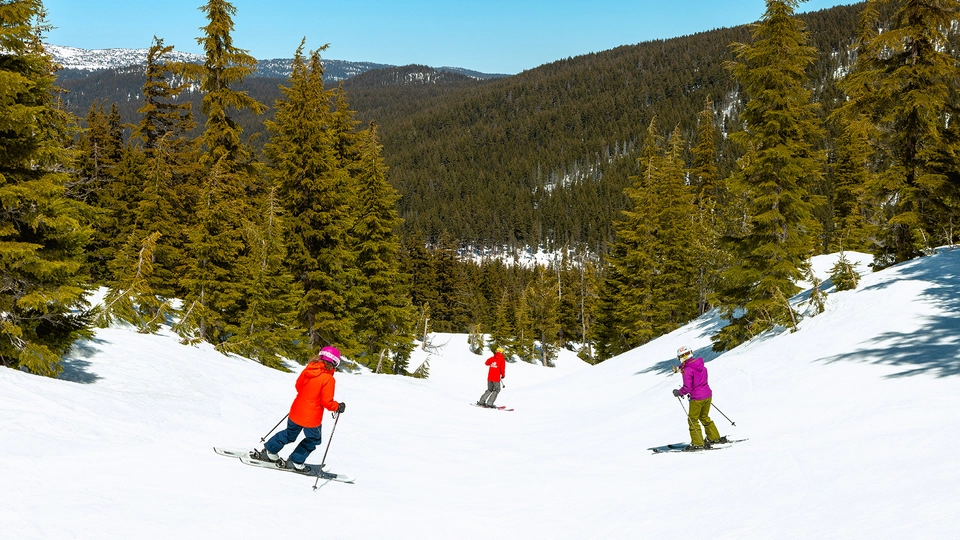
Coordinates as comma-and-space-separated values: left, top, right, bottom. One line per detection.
0, 1, 93, 376
713, 0, 826, 351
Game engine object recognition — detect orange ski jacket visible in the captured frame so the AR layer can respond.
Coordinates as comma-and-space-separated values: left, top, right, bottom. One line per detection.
288, 361, 339, 428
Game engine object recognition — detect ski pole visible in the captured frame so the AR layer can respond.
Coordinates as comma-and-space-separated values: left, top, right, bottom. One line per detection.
676, 395, 687, 415
261, 414, 289, 443
711, 402, 737, 426
313, 411, 342, 490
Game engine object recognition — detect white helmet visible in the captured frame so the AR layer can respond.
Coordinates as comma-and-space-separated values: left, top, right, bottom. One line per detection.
677, 346, 693, 360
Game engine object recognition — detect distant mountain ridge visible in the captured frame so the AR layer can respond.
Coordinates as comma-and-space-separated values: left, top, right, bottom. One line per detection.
47, 44, 507, 82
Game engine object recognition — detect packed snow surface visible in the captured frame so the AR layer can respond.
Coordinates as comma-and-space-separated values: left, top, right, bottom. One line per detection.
2, 249, 958, 539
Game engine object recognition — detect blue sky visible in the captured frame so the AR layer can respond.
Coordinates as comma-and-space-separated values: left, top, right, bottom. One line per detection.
44, 0, 859, 75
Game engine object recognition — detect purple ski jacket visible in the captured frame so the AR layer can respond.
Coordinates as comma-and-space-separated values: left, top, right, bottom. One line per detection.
678, 357, 713, 401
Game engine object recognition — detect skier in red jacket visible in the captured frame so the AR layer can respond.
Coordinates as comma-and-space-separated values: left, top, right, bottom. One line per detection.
255, 346, 345, 470
476, 348, 506, 408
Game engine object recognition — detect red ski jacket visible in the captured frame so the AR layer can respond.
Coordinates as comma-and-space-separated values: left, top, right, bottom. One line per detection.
485, 352, 506, 382
288, 361, 339, 428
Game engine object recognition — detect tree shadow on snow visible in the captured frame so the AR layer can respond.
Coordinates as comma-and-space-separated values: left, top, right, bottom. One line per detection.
58, 337, 106, 384
819, 249, 960, 378
636, 316, 727, 376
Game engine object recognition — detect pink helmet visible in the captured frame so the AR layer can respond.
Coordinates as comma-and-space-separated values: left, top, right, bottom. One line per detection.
677, 346, 693, 361
318, 346, 341, 367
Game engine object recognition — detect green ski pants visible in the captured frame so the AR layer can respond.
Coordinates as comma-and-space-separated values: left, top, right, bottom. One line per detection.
687, 397, 721, 446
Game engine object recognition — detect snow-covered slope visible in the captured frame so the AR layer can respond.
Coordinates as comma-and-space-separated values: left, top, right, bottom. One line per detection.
1, 249, 958, 539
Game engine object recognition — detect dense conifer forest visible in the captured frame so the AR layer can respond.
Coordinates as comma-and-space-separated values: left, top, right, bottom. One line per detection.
4, 0, 958, 377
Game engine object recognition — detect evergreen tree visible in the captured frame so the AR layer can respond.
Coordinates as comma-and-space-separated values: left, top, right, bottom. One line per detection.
179, 0, 265, 344
401, 231, 440, 322
713, 0, 826, 351
488, 291, 516, 354
526, 267, 561, 366
592, 118, 661, 360
98, 232, 173, 333
829, 251, 861, 291
836, 0, 960, 265
74, 101, 124, 283
691, 98, 723, 209
650, 125, 700, 334
350, 124, 416, 372
218, 187, 304, 369
513, 287, 536, 363
828, 115, 877, 252
265, 43, 357, 353
130, 37, 202, 297
690, 99, 729, 315
0, 1, 93, 376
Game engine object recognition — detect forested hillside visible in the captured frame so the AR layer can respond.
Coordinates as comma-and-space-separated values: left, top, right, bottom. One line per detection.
9, 0, 958, 378
57, 4, 863, 251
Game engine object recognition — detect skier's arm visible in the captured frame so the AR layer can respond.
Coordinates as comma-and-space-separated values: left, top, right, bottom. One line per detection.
677, 368, 692, 397
318, 377, 339, 412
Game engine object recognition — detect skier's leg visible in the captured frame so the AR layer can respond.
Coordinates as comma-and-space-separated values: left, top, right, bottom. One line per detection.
265, 418, 304, 453
687, 399, 705, 446
485, 381, 501, 405
700, 397, 721, 441
289, 425, 323, 464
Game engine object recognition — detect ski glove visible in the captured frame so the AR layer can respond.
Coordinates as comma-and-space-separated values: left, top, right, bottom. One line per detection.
336, 402, 346, 413
672, 389, 681, 397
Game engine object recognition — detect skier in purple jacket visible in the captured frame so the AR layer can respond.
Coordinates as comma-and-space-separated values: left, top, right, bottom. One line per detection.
672, 346, 725, 451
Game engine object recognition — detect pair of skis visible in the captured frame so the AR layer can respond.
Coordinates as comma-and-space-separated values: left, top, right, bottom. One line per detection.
213, 447, 355, 483
471, 403, 514, 411
650, 438, 747, 454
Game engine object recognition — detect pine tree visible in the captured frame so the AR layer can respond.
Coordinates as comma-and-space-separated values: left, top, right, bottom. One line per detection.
130, 37, 202, 297
650, 125, 700, 334
828, 252, 861, 291
828, 115, 877, 252
179, 0, 265, 344
513, 287, 536, 363
265, 43, 357, 353
0, 1, 93, 376
98, 232, 174, 333
74, 101, 125, 284
593, 118, 661, 360
488, 290, 516, 354
350, 124, 416, 372
713, 0, 826, 351
836, 0, 960, 265
690, 99, 729, 315
218, 187, 304, 369
526, 267, 561, 366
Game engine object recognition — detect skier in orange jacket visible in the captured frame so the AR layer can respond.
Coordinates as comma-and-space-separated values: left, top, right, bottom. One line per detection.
476, 348, 506, 408
256, 346, 345, 470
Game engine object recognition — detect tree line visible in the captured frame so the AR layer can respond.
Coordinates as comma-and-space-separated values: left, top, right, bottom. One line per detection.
3, 1, 958, 378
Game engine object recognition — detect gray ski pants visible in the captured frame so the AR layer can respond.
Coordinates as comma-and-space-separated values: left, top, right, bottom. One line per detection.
479, 381, 501, 405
